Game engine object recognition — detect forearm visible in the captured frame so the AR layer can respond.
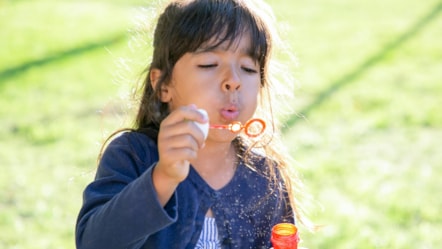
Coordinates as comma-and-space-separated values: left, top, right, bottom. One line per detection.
76, 167, 177, 249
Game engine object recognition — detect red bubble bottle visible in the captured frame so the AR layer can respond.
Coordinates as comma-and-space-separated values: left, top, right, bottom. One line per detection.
271, 223, 299, 249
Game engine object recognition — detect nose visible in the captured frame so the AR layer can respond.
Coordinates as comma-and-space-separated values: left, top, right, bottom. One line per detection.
222, 67, 241, 92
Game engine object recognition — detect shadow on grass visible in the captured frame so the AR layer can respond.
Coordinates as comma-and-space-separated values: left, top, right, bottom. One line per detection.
0, 33, 127, 85
282, 1, 442, 133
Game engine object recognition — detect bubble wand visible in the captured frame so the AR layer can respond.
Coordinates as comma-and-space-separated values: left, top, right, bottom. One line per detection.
195, 109, 266, 139
210, 118, 266, 138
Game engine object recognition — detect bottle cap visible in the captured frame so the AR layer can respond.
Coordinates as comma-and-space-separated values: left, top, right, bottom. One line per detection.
271, 223, 299, 249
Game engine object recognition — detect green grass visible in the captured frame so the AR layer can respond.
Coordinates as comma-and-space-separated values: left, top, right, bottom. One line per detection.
279, 0, 442, 248
1, 0, 441, 248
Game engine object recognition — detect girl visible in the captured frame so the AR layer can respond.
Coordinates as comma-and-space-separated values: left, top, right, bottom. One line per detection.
76, 0, 310, 248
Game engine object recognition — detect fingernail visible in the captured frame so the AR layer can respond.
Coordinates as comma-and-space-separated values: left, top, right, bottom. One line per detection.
196, 109, 209, 122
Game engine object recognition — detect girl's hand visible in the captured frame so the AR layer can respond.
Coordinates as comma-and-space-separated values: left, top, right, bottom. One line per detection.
152, 104, 208, 206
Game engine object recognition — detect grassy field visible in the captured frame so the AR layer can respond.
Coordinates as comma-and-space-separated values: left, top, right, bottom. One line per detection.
1, 0, 441, 248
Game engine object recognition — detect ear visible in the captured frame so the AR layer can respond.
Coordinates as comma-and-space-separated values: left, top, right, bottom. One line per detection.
150, 68, 172, 102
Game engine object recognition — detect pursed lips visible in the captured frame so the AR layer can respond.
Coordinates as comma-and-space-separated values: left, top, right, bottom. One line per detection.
220, 106, 239, 121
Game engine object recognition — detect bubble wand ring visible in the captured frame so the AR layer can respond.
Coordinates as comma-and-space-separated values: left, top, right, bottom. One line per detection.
209, 118, 266, 138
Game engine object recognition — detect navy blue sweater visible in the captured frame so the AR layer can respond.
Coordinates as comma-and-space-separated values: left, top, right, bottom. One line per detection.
76, 132, 294, 249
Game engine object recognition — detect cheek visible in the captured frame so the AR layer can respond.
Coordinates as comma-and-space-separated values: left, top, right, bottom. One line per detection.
243, 85, 260, 112
244, 79, 261, 100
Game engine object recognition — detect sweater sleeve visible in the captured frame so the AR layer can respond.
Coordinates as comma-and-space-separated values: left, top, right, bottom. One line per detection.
75, 132, 178, 249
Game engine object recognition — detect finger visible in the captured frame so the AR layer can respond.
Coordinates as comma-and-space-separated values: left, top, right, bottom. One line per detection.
162, 147, 199, 162
160, 119, 206, 148
160, 132, 201, 154
163, 105, 208, 126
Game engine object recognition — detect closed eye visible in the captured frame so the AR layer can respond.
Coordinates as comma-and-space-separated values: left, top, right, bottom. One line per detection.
198, 64, 217, 68
242, 66, 258, 74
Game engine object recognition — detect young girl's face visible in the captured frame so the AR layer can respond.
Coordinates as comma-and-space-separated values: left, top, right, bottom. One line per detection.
160, 33, 261, 138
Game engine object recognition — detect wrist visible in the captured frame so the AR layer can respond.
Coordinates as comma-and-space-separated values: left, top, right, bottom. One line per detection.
152, 163, 180, 206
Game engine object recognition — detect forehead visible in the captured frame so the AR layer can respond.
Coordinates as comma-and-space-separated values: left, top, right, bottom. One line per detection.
195, 31, 254, 55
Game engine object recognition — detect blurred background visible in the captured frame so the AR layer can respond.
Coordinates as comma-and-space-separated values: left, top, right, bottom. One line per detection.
1, 0, 441, 248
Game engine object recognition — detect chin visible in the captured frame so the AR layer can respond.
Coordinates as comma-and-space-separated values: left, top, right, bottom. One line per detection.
208, 130, 238, 143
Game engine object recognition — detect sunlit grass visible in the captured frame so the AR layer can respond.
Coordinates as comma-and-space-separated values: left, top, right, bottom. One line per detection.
281, 1, 442, 248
